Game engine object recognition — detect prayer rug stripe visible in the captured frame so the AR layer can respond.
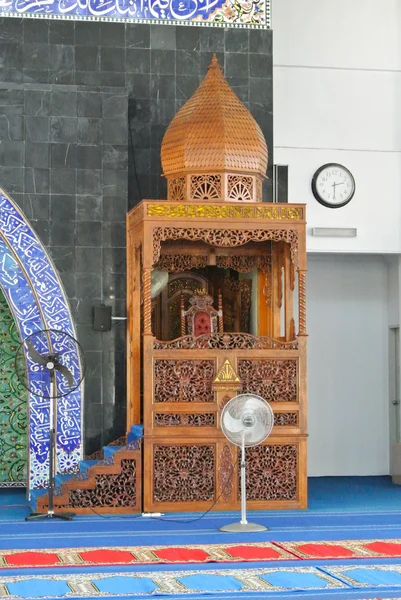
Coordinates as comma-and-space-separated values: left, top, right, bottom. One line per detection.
0, 566, 347, 598
274, 539, 401, 559
0, 543, 294, 569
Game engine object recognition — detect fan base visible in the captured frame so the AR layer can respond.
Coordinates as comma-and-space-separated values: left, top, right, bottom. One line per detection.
25, 511, 75, 522
219, 521, 268, 533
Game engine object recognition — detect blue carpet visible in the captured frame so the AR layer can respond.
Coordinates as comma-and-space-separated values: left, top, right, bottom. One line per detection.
0, 476, 400, 550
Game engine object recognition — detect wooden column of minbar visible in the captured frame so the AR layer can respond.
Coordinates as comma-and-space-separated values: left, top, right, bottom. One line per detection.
127, 201, 307, 513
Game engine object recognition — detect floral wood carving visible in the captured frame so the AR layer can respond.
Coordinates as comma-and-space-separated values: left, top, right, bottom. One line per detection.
68, 460, 137, 508
168, 277, 203, 298
168, 177, 185, 202
238, 359, 298, 402
154, 360, 215, 402
239, 445, 298, 501
156, 255, 209, 273
153, 227, 298, 267
219, 445, 233, 502
154, 413, 216, 426
190, 175, 222, 201
274, 412, 298, 426
153, 333, 298, 350
153, 445, 215, 502
227, 175, 253, 202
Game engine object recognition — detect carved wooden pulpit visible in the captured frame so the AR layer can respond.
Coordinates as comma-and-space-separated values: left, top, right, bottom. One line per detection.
126, 56, 307, 513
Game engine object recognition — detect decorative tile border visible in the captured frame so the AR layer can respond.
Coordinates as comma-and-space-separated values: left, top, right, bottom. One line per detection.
0, 0, 270, 28
0, 190, 83, 493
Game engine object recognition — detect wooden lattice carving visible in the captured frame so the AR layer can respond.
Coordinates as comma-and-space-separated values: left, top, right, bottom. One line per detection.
154, 413, 215, 426
153, 445, 215, 502
153, 334, 298, 351
68, 460, 137, 508
153, 227, 298, 267
168, 177, 185, 202
190, 175, 222, 201
238, 359, 298, 402
227, 175, 254, 202
240, 445, 298, 501
274, 413, 298, 426
154, 359, 215, 403
219, 445, 233, 502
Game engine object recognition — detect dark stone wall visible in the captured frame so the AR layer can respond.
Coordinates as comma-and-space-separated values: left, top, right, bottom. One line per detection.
0, 19, 273, 456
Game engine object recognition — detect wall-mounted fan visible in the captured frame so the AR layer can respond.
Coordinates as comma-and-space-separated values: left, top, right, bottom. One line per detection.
15, 329, 85, 521
220, 393, 274, 532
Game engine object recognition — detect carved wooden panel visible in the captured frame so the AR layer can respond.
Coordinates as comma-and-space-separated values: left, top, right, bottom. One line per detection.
274, 412, 298, 426
153, 227, 299, 267
227, 174, 253, 202
219, 445, 233, 502
239, 445, 298, 501
154, 360, 215, 403
190, 175, 222, 201
154, 333, 298, 350
167, 177, 185, 202
238, 359, 297, 402
153, 445, 215, 502
68, 460, 137, 508
154, 414, 216, 426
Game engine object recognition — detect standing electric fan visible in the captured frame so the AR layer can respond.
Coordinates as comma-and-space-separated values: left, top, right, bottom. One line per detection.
220, 393, 274, 532
15, 329, 85, 521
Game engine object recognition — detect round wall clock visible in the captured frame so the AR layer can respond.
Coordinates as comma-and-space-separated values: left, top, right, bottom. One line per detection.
311, 163, 355, 208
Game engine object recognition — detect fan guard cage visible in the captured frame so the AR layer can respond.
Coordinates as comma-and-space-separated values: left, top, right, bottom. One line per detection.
220, 393, 274, 447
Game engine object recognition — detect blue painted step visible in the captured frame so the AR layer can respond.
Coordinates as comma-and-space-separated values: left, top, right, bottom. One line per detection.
103, 445, 124, 458
55, 473, 75, 487
79, 459, 98, 473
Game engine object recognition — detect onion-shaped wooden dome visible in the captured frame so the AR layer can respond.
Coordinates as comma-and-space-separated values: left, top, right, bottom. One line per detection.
161, 55, 268, 203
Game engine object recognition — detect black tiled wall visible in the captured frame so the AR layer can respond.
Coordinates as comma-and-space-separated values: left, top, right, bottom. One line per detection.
0, 19, 273, 456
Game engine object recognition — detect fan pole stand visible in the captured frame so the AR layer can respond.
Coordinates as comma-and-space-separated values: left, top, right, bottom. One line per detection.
26, 371, 75, 522
220, 440, 267, 533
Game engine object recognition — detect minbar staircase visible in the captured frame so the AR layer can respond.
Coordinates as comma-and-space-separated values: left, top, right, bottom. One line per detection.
30, 426, 142, 515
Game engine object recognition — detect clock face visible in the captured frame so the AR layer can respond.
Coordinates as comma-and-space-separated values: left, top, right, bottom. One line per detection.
312, 164, 355, 208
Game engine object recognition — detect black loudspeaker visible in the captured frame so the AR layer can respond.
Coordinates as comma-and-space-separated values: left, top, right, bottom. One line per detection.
273, 165, 289, 203
93, 304, 112, 332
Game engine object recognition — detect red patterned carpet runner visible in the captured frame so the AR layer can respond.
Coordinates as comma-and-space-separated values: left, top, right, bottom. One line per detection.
0, 543, 294, 569
275, 539, 401, 559
4, 540, 401, 570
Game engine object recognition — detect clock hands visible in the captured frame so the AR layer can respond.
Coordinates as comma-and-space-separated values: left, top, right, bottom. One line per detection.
331, 181, 345, 200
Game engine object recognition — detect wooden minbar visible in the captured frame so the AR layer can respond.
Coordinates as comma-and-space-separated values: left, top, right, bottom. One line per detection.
126, 56, 307, 513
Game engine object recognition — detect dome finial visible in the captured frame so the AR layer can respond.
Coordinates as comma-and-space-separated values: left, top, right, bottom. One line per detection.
208, 53, 221, 70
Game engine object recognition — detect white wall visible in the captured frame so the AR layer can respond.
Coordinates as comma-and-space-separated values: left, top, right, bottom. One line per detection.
307, 255, 389, 476
272, 0, 401, 253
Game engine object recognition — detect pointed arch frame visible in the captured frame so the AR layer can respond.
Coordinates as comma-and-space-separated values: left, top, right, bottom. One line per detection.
0, 189, 83, 494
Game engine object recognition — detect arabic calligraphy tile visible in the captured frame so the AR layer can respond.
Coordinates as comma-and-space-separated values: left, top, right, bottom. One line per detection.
0, 191, 83, 491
